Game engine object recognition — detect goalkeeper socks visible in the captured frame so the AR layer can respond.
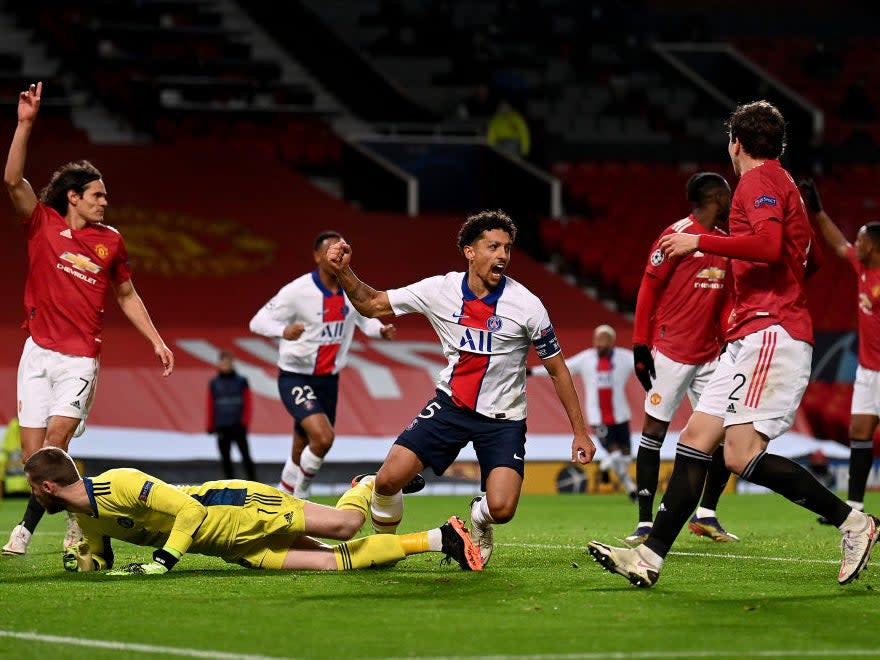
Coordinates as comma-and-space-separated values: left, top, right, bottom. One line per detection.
699, 445, 731, 511
399, 528, 444, 554
294, 447, 323, 499
333, 534, 407, 570
636, 433, 663, 523
644, 444, 712, 559
848, 441, 874, 504
278, 457, 297, 495
370, 489, 403, 534
740, 450, 851, 527
22, 494, 45, 534
335, 481, 371, 522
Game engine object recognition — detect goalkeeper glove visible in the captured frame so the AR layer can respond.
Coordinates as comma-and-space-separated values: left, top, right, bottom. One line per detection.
106, 548, 181, 576
633, 344, 656, 392
63, 541, 102, 572
798, 179, 823, 214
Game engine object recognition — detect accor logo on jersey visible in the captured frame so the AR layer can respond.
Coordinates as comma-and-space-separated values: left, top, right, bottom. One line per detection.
694, 266, 725, 290
320, 321, 346, 340
459, 328, 493, 353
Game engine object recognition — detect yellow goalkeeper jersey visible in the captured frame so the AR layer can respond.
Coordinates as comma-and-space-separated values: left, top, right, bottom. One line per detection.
77, 469, 304, 568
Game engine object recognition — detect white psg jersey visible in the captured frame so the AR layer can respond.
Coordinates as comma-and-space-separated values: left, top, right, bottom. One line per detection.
388, 272, 561, 421
249, 270, 384, 375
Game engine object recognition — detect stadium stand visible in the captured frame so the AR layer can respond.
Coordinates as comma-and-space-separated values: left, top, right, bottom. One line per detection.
1, 0, 878, 462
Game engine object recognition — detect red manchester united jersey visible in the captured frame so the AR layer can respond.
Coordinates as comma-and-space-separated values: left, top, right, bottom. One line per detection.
726, 160, 814, 344
642, 215, 730, 364
846, 246, 880, 370
22, 203, 131, 357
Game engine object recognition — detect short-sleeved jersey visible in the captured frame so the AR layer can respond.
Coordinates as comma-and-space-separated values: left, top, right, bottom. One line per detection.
643, 215, 730, 364
845, 246, 880, 370
727, 160, 814, 344
23, 203, 131, 357
77, 470, 299, 566
249, 270, 384, 375
388, 272, 559, 420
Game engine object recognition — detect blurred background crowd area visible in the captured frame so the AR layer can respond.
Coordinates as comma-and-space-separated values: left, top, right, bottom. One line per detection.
0, 0, 877, 455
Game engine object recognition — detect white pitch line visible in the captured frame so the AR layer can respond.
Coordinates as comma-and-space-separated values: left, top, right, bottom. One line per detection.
499, 543, 838, 564
3, 631, 877, 660
0, 631, 296, 660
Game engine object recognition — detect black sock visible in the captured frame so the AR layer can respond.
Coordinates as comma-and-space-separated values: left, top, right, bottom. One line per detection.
699, 444, 731, 511
741, 450, 851, 526
645, 444, 712, 558
22, 495, 45, 534
636, 433, 663, 523
848, 440, 874, 504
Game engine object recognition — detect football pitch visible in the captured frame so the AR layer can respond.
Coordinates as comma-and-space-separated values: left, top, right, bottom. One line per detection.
1, 491, 879, 660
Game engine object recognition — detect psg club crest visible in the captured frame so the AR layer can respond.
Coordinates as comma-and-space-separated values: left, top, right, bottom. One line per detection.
486, 315, 502, 332
340, 304, 350, 317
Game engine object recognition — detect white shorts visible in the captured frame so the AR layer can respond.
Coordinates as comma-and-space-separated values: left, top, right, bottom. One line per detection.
644, 349, 717, 423
694, 325, 812, 440
851, 365, 880, 416
17, 337, 99, 428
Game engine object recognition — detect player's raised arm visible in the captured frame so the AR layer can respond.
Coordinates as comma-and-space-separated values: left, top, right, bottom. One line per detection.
799, 179, 850, 259
4, 81, 40, 218
322, 239, 393, 318
538, 352, 595, 464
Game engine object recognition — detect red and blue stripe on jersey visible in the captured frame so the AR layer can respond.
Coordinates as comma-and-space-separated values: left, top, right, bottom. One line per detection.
311, 270, 347, 375
449, 275, 505, 410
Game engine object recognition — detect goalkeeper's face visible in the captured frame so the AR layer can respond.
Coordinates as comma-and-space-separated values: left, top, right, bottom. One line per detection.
27, 477, 66, 514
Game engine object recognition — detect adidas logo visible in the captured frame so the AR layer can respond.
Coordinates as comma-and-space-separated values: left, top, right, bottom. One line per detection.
726, 403, 736, 413
638, 489, 652, 497
70, 401, 81, 409
658, 503, 667, 512
284, 512, 293, 524
60, 228, 72, 238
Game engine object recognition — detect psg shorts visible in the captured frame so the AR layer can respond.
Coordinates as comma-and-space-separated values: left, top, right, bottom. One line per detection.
17, 336, 98, 428
277, 371, 339, 431
395, 390, 527, 491
851, 366, 880, 416
694, 325, 811, 440
591, 421, 631, 452
644, 350, 717, 423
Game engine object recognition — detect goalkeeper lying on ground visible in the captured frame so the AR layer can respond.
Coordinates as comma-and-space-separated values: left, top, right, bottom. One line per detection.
23, 447, 482, 574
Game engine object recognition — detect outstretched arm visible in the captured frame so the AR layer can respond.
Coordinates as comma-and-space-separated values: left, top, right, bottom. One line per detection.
323, 239, 393, 318
799, 180, 849, 259
540, 352, 595, 464
114, 279, 174, 376
4, 82, 40, 218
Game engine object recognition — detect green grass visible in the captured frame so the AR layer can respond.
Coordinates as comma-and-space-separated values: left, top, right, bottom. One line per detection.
1, 492, 879, 660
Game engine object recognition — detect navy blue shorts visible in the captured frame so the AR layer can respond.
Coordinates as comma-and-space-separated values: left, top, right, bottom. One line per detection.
592, 421, 631, 454
278, 372, 339, 433
396, 390, 526, 491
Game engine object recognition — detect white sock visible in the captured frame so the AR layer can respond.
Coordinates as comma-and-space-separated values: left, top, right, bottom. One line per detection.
846, 500, 864, 512
294, 447, 324, 498
471, 497, 495, 529
612, 454, 635, 492
839, 508, 869, 533
278, 457, 297, 494
427, 528, 442, 551
370, 490, 403, 534
696, 507, 716, 519
636, 543, 664, 568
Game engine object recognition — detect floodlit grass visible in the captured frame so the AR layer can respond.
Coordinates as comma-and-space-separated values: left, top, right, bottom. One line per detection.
1, 491, 879, 659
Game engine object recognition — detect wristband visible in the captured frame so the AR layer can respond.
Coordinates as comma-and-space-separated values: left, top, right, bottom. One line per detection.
152, 547, 182, 571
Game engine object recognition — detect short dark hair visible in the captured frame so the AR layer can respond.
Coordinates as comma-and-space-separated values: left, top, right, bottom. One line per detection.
456, 210, 517, 253
24, 447, 80, 486
725, 100, 786, 159
686, 172, 730, 208
218, 350, 234, 361
39, 160, 103, 216
314, 230, 342, 251
863, 222, 880, 248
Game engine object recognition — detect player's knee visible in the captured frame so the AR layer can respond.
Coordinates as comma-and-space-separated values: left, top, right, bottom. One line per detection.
374, 469, 409, 496
722, 445, 749, 475
487, 499, 516, 524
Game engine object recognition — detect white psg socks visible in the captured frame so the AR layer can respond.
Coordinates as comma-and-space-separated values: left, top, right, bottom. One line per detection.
295, 447, 324, 499
370, 490, 403, 534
